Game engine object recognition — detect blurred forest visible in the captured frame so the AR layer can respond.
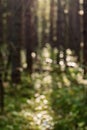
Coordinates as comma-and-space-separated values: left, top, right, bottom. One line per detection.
0, 0, 87, 129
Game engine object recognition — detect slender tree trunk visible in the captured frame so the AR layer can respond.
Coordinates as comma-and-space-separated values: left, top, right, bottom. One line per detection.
50, 0, 56, 47
24, 0, 33, 74
8, 0, 22, 84
0, 53, 4, 113
56, 0, 66, 64
0, 0, 3, 44
83, 0, 87, 75
56, 0, 65, 48
25, 0, 38, 74
0, 0, 4, 113
21, 0, 26, 48
68, 0, 81, 58
41, 0, 50, 46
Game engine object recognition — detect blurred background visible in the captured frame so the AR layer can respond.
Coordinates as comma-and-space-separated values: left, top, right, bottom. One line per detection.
0, 0, 87, 129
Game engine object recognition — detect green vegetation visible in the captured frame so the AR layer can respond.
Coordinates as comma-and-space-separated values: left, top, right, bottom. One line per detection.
0, 0, 87, 129
0, 45, 87, 130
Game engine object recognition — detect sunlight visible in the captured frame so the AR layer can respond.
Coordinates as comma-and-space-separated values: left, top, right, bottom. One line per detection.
78, 10, 84, 15
64, 9, 68, 14
66, 49, 72, 55
67, 62, 77, 67
79, 0, 83, 4
43, 75, 52, 84
31, 52, 36, 58
1, 0, 87, 129
46, 58, 52, 64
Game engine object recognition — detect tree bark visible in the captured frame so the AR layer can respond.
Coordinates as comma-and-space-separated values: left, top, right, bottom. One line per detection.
83, 0, 87, 75
0, 0, 4, 113
50, 0, 56, 47
24, 0, 38, 74
8, 0, 22, 84
68, 0, 81, 58
56, 0, 66, 64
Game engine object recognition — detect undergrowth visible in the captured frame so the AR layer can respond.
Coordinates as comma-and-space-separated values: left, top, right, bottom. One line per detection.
0, 44, 87, 130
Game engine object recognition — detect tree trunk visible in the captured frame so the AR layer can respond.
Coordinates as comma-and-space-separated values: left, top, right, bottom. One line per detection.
0, 0, 3, 44
56, 0, 65, 48
0, 53, 4, 113
50, 0, 56, 47
0, 0, 4, 113
8, 0, 22, 84
83, 0, 87, 75
24, 0, 38, 74
56, 0, 66, 64
68, 0, 81, 58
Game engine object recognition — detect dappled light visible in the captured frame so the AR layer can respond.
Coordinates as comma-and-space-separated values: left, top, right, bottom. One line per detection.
0, 0, 87, 130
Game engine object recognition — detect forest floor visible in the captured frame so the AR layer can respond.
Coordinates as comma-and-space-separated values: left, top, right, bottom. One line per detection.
0, 46, 87, 130
1, 67, 87, 130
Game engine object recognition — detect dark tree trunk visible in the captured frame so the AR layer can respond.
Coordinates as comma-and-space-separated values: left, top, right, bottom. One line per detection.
68, 0, 81, 58
0, 0, 3, 44
24, 0, 38, 74
50, 0, 56, 47
56, 0, 66, 64
41, 1, 50, 46
8, 0, 22, 84
83, 0, 87, 75
0, 0, 4, 113
0, 54, 4, 113
41, 6, 46, 46
24, 0, 33, 74
21, 0, 26, 47
56, 0, 65, 48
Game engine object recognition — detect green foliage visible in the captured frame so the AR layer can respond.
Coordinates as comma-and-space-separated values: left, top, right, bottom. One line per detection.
0, 44, 87, 130
51, 83, 87, 129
